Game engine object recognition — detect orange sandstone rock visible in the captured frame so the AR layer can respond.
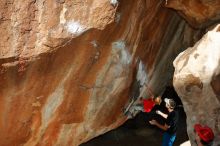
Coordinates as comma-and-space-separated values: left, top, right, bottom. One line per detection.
0, 0, 208, 146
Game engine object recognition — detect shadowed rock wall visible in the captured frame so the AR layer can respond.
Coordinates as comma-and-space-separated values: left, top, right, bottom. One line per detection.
0, 0, 215, 146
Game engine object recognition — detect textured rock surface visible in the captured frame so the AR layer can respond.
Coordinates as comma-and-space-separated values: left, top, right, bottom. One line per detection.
166, 0, 220, 28
0, 0, 117, 58
0, 0, 216, 146
173, 25, 220, 146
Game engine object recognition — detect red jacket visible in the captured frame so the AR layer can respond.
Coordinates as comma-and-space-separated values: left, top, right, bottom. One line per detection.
143, 99, 155, 112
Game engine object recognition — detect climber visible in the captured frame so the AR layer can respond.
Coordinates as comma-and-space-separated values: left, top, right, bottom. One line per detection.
137, 83, 162, 113
134, 95, 162, 113
124, 82, 161, 118
149, 98, 178, 146
194, 124, 214, 146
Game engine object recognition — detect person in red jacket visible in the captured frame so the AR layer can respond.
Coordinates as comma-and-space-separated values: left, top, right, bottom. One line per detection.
194, 124, 214, 146
124, 82, 161, 118
132, 96, 162, 113
126, 96, 162, 118
141, 96, 162, 112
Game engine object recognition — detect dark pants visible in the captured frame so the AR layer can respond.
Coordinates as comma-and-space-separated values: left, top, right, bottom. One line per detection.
162, 132, 176, 146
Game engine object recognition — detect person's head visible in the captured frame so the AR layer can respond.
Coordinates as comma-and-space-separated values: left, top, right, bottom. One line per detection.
164, 98, 176, 110
154, 96, 162, 105
194, 124, 214, 146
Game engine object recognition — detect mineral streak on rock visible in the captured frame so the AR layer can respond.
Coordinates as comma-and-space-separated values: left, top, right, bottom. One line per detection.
0, 0, 217, 146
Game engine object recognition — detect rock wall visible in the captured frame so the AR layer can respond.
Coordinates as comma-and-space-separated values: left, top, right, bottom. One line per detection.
0, 0, 212, 146
166, 0, 220, 28
173, 25, 220, 146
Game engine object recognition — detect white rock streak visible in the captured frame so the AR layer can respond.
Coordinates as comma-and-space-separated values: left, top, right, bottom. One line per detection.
60, 5, 67, 24
110, 0, 118, 6
136, 60, 147, 86
65, 21, 87, 36
112, 40, 131, 65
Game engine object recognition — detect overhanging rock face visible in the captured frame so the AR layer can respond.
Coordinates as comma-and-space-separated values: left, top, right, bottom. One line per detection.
173, 25, 220, 146
0, 0, 117, 58
166, 0, 220, 28
0, 0, 218, 146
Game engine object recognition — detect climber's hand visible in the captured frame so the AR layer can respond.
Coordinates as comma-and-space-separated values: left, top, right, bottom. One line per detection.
149, 120, 157, 125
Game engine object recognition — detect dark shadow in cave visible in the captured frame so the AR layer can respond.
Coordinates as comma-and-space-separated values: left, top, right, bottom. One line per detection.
80, 86, 188, 146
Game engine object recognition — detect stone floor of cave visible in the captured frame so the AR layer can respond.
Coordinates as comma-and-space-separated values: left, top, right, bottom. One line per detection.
81, 87, 189, 146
